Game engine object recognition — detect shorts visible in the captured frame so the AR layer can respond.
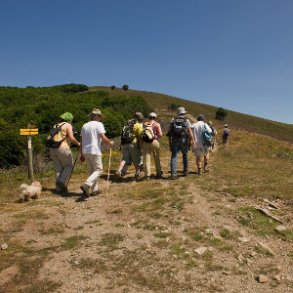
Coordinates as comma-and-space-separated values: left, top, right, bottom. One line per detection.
194, 145, 210, 157
121, 143, 141, 167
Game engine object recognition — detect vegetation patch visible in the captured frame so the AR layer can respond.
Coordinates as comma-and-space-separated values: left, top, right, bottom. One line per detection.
62, 235, 88, 250
99, 233, 124, 249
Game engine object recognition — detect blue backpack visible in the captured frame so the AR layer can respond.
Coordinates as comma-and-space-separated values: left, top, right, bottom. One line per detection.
202, 124, 213, 146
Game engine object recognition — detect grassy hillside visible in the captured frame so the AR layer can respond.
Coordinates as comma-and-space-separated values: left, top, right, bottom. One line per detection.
90, 86, 293, 144
1, 86, 293, 293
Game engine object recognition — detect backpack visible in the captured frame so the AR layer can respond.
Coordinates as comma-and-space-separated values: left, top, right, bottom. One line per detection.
170, 118, 188, 139
223, 128, 230, 138
46, 123, 67, 148
120, 123, 134, 145
202, 124, 213, 147
142, 122, 155, 143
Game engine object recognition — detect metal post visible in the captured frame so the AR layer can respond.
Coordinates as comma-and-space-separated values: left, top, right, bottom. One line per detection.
27, 135, 34, 181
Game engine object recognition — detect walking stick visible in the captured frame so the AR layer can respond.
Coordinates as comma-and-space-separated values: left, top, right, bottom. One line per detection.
106, 146, 112, 196
65, 149, 80, 188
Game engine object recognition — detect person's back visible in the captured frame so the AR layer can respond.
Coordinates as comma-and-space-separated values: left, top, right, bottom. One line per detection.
222, 124, 230, 147
81, 120, 104, 155
191, 120, 205, 148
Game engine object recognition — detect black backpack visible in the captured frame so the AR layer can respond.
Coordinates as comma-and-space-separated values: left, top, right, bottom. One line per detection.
46, 123, 66, 148
120, 123, 134, 145
170, 118, 188, 139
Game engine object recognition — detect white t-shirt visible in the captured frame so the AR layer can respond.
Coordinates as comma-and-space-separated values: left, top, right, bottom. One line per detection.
191, 121, 212, 148
81, 121, 105, 155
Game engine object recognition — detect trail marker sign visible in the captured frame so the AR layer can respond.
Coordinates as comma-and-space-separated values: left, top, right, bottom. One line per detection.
19, 126, 39, 181
19, 128, 38, 136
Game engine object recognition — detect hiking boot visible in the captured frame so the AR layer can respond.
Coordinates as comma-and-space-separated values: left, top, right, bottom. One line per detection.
144, 176, 151, 180
116, 171, 122, 178
204, 164, 209, 172
139, 164, 144, 171
197, 168, 202, 175
134, 172, 140, 180
80, 183, 91, 198
156, 171, 164, 178
170, 175, 177, 180
56, 181, 68, 193
183, 171, 189, 177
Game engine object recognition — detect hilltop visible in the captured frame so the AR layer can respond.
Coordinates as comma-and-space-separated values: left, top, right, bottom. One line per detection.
90, 86, 293, 144
0, 85, 292, 293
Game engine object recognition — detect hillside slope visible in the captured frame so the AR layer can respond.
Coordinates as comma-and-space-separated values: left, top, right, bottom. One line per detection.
90, 86, 293, 144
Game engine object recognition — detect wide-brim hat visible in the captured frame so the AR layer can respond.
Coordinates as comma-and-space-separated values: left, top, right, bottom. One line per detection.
60, 112, 73, 122
177, 107, 187, 115
89, 108, 103, 116
224, 124, 228, 127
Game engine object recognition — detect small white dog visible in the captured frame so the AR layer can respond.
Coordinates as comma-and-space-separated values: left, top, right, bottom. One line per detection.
19, 181, 42, 202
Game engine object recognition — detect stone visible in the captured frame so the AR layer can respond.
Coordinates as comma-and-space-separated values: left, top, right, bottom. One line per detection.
238, 236, 250, 243
1, 243, 8, 250
256, 274, 269, 283
275, 225, 286, 233
194, 247, 208, 255
257, 242, 274, 255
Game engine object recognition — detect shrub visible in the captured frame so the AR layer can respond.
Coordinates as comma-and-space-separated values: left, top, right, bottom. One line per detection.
122, 84, 129, 91
215, 107, 228, 121
110, 85, 116, 90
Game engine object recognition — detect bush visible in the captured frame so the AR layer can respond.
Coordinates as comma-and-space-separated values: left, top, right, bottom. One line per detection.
215, 107, 228, 121
110, 85, 116, 90
122, 84, 129, 91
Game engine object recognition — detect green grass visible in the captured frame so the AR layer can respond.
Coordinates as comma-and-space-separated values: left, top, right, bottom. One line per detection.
237, 207, 279, 237
62, 235, 88, 250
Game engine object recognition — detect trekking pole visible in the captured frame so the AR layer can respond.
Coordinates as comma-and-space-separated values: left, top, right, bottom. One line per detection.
106, 146, 112, 196
66, 148, 80, 188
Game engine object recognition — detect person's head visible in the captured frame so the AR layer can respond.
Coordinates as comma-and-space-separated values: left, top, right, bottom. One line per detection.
197, 114, 205, 121
148, 112, 157, 120
224, 124, 228, 128
176, 107, 187, 117
89, 108, 103, 121
60, 112, 73, 123
133, 112, 144, 123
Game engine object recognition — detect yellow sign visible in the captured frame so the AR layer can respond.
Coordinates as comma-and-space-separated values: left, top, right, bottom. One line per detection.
19, 128, 39, 136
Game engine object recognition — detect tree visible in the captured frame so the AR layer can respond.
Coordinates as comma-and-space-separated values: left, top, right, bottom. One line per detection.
110, 85, 116, 90
122, 84, 129, 91
215, 107, 228, 121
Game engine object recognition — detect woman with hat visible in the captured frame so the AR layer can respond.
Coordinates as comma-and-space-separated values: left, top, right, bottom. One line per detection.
49, 112, 80, 193
142, 112, 163, 179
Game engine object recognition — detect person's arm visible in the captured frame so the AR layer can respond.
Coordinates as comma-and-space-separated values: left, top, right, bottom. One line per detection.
156, 123, 163, 139
100, 133, 114, 146
66, 124, 80, 147
189, 127, 195, 145
79, 136, 85, 162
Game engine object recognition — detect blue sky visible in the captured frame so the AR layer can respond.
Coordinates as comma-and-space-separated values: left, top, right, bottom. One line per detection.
1, 0, 293, 124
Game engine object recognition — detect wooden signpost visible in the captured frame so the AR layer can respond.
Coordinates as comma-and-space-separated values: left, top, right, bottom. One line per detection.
19, 126, 39, 181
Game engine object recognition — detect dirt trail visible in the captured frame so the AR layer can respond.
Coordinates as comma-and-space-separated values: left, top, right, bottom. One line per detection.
0, 148, 293, 293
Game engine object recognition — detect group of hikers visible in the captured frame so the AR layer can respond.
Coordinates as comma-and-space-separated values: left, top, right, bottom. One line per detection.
47, 107, 230, 199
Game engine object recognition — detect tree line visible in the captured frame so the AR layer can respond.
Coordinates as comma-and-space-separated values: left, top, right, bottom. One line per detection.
0, 84, 151, 169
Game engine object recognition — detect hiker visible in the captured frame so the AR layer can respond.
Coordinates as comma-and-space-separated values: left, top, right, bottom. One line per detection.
79, 108, 114, 198
49, 112, 80, 193
116, 112, 144, 180
207, 121, 217, 150
116, 118, 136, 178
167, 107, 192, 179
222, 124, 230, 147
142, 112, 163, 179
190, 114, 212, 175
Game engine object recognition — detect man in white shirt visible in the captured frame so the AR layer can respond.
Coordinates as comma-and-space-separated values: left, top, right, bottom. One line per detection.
190, 114, 212, 175
80, 108, 114, 198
